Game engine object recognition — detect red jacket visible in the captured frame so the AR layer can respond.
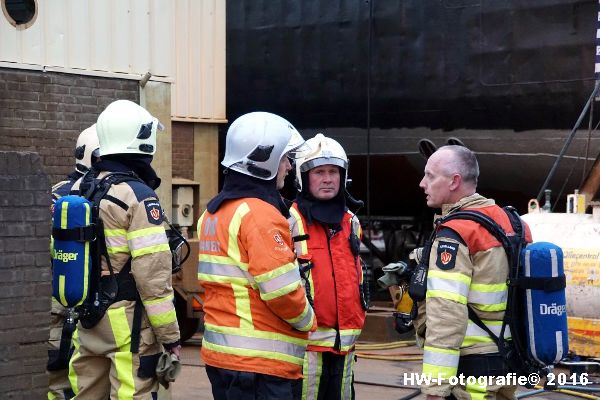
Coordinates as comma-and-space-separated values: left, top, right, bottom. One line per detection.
289, 203, 366, 354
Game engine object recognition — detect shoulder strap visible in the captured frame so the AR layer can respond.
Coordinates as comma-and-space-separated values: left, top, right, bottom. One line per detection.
81, 170, 145, 295
439, 208, 536, 372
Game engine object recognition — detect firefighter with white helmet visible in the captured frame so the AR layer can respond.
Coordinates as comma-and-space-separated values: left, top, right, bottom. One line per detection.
197, 111, 316, 399
288, 133, 367, 400
48, 125, 100, 400
68, 100, 180, 398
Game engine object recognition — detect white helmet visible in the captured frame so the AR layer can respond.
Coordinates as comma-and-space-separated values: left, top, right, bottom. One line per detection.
295, 133, 349, 191
221, 112, 305, 180
96, 100, 164, 157
74, 124, 100, 173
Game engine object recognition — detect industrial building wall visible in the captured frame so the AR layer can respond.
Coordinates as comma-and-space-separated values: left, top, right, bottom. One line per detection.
0, 152, 51, 398
172, 121, 195, 181
0, 68, 139, 185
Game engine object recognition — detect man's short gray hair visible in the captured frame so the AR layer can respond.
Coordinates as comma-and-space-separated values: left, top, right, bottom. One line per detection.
439, 145, 479, 185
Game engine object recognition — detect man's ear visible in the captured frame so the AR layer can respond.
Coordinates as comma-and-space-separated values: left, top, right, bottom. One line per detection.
449, 174, 462, 191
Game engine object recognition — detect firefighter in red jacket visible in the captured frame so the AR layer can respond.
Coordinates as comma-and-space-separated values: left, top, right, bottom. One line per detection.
288, 134, 367, 400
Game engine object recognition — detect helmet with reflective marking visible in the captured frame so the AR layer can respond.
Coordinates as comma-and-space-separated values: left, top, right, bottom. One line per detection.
96, 100, 164, 156
221, 112, 305, 180
295, 133, 349, 191
74, 124, 100, 173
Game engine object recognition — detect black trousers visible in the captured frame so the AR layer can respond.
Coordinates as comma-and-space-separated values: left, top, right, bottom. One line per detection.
206, 366, 300, 400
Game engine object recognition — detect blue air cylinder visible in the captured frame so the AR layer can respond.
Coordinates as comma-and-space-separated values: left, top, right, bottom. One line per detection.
522, 242, 569, 365
52, 195, 93, 308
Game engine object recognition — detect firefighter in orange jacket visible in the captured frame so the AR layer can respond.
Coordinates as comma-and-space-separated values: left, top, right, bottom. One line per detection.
416, 145, 531, 400
288, 134, 367, 400
197, 112, 316, 400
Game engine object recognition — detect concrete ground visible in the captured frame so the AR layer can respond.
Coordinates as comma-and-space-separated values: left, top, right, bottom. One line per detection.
165, 333, 599, 400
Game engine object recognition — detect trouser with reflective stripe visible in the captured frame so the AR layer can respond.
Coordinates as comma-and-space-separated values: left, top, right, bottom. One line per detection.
206, 365, 300, 400
69, 301, 162, 399
448, 353, 516, 400
301, 350, 355, 400
48, 302, 75, 400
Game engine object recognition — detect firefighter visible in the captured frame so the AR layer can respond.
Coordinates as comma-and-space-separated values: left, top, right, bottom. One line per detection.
48, 125, 99, 400
197, 111, 316, 400
68, 100, 180, 398
416, 145, 531, 400
51, 124, 100, 202
288, 134, 367, 400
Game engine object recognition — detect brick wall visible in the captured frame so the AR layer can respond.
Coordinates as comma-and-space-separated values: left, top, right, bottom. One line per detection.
0, 152, 51, 399
172, 121, 195, 180
0, 68, 140, 185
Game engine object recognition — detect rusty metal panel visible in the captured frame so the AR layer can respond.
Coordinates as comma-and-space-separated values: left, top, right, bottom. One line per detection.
172, 0, 227, 122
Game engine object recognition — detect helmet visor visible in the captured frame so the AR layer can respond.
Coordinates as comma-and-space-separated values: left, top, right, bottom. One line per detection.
284, 130, 309, 159
299, 157, 348, 173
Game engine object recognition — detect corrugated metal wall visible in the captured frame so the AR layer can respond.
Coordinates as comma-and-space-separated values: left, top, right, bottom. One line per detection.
0, 0, 174, 78
0, 0, 226, 122
172, 0, 226, 122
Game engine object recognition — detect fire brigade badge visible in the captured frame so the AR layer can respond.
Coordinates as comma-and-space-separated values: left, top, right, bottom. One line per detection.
144, 200, 163, 225
436, 240, 458, 270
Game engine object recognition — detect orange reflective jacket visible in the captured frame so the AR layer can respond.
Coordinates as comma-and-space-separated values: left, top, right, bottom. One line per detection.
289, 203, 366, 354
197, 198, 316, 379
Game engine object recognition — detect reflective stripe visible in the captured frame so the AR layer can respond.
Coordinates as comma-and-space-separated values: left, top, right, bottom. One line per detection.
105, 235, 128, 249
60, 200, 68, 229
427, 271, 470, 304
130, 243, 170, 258
466, 381, 487, 400
196, 212, 206, 242
105, 228, 128, 237
68, 329, 80, 395
470, 302, 507, 312
198, 261, 256, 287
199, 254, 249, 270
204, 322, 308, 346
286, 302, 315, 331
233, 283, 253, 329
428, 270, 471, 284
308, 328, 361, 350
341, 351, 355, 399
428, 277, 469, 298
228, 203, 250, 264
127, 227, 169, 257
199, 262, 254, 280
426, 289, 467, 304
259, 267, 302, 300
147, 308, 177, 327
105, 229, 129, 253
289, 207, 308, 256
302, 351, 322, 400
308, 328, 336, 346
468, 290, 507, 305
107, 306, 135, 399
423, 346, 460, 368
465, 320, 511, 338
143, 295, 177, 327
463, 320, 511, 346
422, 363, 457, 380
203, 330, 305, 362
